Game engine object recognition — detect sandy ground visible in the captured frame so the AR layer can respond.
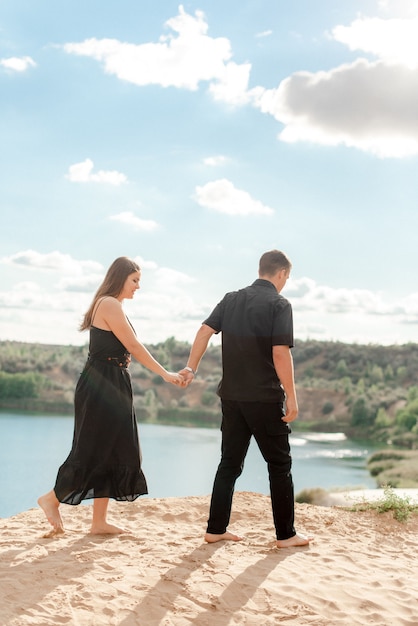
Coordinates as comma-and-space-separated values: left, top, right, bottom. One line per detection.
1, 491, 418, 625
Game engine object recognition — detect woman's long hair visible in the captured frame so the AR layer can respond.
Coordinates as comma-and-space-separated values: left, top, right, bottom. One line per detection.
80, 257, 140, 331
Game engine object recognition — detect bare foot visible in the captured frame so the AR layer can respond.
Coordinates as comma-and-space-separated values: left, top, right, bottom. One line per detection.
204, 531, 243, 544
275, 533, 311, 548
42, 527, 65, 539
89, 522, 125, 535
38, 492, 64, 534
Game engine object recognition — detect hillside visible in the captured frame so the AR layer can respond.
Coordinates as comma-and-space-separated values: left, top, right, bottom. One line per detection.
0, 337, 416, 429
1, 338, 418, 487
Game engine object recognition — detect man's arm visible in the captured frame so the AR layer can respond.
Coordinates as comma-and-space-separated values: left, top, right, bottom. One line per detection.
179, 324, 217, 386
272, 345, 298, 423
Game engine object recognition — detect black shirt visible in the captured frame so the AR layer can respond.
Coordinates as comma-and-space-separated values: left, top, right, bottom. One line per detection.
204, 279, 294, 402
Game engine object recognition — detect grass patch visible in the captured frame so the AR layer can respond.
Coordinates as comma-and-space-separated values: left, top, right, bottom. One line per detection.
367, 450, 418, 488
348, 485, 418, 522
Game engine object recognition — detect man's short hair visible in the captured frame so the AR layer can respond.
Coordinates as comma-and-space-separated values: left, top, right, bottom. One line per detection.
259, 250, 292, 277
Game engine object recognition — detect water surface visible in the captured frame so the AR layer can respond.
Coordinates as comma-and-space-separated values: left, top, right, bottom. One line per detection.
0, 413, 377, 518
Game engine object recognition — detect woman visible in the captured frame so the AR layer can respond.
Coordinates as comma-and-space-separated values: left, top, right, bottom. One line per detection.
38, 257, 183, 536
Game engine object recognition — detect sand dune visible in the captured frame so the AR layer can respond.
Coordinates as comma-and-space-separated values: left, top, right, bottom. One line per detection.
1, 491, 418, 625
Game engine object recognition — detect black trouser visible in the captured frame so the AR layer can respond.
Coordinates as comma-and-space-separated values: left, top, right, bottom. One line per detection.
206, 399, 296, 540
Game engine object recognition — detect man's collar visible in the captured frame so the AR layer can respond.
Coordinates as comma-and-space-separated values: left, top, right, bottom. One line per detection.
252, 278, 276, 289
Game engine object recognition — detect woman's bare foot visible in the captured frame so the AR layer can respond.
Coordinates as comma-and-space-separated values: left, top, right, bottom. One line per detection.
204, 531, 243, 543
276, 533, 311, 548
37, 492, 64, 534
89, 522, 125, 535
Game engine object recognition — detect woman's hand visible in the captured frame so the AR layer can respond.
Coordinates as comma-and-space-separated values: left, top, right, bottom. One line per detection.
163, 371, 184, 386
178, 368, 194, 388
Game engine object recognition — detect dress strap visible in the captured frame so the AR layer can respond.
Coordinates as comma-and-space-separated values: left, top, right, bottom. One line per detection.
91, 296, 111, 326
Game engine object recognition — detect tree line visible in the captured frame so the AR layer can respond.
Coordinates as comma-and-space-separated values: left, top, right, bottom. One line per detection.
0, 337, 417, 447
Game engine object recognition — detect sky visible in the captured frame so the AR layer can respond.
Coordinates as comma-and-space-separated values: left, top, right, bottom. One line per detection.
1, 0, 418, 349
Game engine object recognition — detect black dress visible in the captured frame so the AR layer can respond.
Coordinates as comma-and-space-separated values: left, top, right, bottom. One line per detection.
54, 326, 148, 504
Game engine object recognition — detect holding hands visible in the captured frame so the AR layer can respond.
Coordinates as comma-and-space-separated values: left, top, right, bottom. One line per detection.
177, 367, 195, 388
161, 367, 196, 387
163, 371, 185, 386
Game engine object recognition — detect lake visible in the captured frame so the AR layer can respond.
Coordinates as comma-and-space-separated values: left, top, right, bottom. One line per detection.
0, 412, 377, 518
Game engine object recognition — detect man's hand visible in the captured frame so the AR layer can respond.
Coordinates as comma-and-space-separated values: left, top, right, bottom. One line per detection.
178, 368, 194, 387
281, 396, 298, 423
273, 345, 298, 423
177, 324, 216, 388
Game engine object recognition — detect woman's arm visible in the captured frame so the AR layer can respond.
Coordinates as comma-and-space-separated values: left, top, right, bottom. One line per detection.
95, 297, 182, 384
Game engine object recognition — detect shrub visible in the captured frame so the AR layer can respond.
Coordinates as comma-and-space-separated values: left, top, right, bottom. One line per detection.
322, 401, 334, 415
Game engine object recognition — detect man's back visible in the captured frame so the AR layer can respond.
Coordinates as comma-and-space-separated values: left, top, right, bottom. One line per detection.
204, 278, 294, 402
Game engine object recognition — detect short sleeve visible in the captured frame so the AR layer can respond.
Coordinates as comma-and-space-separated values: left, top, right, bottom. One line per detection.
203, 299, 224, 334
271, 299, 294, 347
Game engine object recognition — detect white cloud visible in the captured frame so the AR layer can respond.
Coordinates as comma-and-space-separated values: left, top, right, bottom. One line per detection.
0, 281, 87, 314
252, 58, 418, 158
208, 60, 252, 105
1, 268, 417, 347
332, 16, 418, 68
0, 56, 36, 72
112, 258, 200, 325
131, 290, 204, 323
0, 282, 42, 309
287, 276, 418, 344
62, 5, 250, 105
57, 3, 418, 157
246, 7, 418, 158
58, 274, 105, 293
2, 250, 103, 275
195, 179, 274, 216
133, 256, 159, 271
256, 30, 273, 39
203, 155, 229, 166
154, 267, 195, 294
378, 0, 418, 19
130, 256, 195, 291
285, 277, 418, 321
109, 211, 159, 232
0, 252, 200, 345
66, 158, 127, 185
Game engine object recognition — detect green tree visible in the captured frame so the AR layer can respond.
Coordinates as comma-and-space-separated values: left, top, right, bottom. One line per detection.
351, 396, 374, 426
374, 407, 391, 428
370, 364, 384, 384
322, 401, 334, 415
396, 398, 418, 432
396, 366, 408, 384
407, 386, 418, 402
0, 371, 43, 398
336, 359, 348, 376
342, 376, 352, 394
384, 364, 394, 381
143, 389, 158, 421
201, 391, 218, 406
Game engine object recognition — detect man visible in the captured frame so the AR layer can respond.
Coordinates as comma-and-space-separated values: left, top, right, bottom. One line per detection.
180, 250, 310, 548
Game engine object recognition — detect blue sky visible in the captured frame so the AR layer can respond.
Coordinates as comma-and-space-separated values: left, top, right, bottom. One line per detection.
1, 0, 417, 348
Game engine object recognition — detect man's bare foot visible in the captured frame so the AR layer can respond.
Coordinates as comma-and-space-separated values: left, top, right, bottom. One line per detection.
89, 522, 125, 535
275, 533, 311, 548
204, 531, 243, 544
38, 492, 64, 533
